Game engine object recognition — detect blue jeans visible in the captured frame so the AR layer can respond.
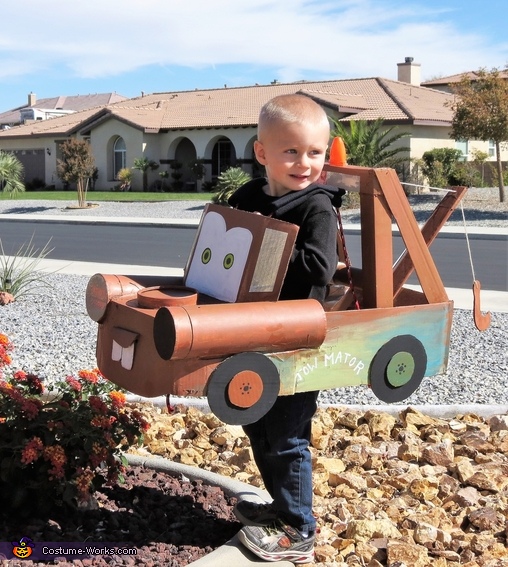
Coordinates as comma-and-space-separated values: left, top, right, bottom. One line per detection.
242, 390, 319, 534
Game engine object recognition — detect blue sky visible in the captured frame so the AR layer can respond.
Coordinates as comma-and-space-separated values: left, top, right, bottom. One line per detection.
1, 0, 507, 111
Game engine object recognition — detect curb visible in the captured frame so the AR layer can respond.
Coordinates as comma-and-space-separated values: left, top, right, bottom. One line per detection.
2, 212, 507, 236
128, 395, 508, 420
124, 453, 294, 566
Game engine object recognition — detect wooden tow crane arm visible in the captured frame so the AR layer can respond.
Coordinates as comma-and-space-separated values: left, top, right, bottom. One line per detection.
325, 163, 453, 308
386, 174, 490, 331
390, 180, 468, 297
374, 168, 450, 305
325, 142, 491, 328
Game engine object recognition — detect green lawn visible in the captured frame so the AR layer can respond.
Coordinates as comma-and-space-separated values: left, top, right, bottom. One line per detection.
0, 191, 212, 202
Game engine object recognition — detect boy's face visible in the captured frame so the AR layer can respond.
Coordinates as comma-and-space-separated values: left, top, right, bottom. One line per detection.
254, 120, 329, 197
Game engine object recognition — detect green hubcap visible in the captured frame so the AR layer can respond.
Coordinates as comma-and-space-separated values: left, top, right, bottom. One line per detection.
386, 351, 415, 387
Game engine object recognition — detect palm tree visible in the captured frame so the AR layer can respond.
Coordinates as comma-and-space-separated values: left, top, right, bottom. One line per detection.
0, 151, 25, 197
330, 118, 410, 167
132, 158, 159, 192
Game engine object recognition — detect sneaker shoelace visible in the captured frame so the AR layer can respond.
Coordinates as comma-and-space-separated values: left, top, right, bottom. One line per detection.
263, 519, 301, 541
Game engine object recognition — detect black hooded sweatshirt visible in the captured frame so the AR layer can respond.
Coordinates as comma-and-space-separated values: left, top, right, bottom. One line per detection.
228, 178, 345, 303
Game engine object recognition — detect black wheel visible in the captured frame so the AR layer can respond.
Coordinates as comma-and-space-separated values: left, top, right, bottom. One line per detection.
369, 335, 427, 403
206, 352, 280, 425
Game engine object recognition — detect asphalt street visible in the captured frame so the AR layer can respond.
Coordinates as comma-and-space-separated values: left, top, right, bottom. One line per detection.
1, 218, 506, 292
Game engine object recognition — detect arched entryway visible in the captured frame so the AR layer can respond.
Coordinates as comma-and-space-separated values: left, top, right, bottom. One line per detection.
211, 137, 236, 179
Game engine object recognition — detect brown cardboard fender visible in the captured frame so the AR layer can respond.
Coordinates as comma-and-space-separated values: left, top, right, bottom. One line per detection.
184, 204, 298, 303
153, 298, 327, 361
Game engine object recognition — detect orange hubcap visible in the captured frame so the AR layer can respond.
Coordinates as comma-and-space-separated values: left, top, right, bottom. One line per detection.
227, 371, 264, 408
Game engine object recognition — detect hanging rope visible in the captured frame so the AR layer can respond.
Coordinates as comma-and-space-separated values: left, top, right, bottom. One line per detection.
460, 202, 477, 281
337, 210, 361, 310
459, 201, 491, 331
400, 181, 459, 193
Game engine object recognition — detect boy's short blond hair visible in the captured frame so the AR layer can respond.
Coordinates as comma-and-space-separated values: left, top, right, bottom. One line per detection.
258, 94, 330, 139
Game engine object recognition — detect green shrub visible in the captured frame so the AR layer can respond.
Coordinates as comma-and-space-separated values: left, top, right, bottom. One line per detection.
0, 236, 54, 299
450, 162, 483, 187
116, 167, 133, 192
420, 148, 463, 187
212, 167, 252, 205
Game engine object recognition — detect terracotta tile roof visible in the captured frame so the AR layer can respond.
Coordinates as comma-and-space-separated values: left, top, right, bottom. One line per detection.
0, 78, 454, 139
422, 70, 508, 87
377, 79, 454, 124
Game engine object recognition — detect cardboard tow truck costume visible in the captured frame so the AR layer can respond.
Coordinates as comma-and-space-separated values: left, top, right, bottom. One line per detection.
86, 145, 490, 425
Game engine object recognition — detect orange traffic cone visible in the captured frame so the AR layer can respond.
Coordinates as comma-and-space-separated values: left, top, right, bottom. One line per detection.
329, 137, 347, 166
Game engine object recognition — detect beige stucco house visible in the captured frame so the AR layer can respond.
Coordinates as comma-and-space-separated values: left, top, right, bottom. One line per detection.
0, 59, 505, 191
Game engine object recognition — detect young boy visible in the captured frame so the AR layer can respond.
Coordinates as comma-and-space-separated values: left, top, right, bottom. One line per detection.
228, 94, 344, 563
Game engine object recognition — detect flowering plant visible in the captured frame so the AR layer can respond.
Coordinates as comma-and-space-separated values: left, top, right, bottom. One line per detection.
0, 333, 150, 512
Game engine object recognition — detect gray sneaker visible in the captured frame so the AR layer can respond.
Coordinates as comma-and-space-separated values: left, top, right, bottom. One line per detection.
238, 519, 315, 563
233, 500, 278, 526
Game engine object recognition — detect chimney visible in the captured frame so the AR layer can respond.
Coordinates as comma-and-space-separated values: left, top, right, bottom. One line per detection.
28, 92, 36, 106
397, 57, 421, 86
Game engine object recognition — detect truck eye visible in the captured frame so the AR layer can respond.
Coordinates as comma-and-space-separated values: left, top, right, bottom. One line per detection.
201, 247, 212, 264
223, 253, 234, 269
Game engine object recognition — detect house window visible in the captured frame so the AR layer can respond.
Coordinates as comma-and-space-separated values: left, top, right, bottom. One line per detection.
488, 140, 496, 158
113, 137, 126, 178
455, 139, 468, 161
212, 139, 235, 177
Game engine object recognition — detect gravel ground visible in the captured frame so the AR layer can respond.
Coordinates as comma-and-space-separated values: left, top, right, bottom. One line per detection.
1, 186, 507, 406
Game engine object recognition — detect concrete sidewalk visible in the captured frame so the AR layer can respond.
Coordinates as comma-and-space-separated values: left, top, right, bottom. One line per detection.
35, 257, 508, 314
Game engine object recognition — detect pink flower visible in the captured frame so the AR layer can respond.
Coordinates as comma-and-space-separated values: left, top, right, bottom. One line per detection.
65, 376, 82, 392
74, 468, 95, 498
43, 445, 67, 480
20, 398, 42, 420
90, 415, 117, 429
89, 395, 108, 414
21, 437, 44, 465
13, 370, 27, 381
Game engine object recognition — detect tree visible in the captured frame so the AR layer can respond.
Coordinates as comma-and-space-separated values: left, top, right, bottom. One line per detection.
169, 160, 183, 192
0, 151, 25, 197
448, 67, 508, 202
329, 118, 410, 167
132, 157, 159, 192
56, 139, 96, 208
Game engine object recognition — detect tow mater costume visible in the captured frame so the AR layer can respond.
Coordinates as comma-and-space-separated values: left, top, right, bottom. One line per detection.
86, 154, 485, 425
